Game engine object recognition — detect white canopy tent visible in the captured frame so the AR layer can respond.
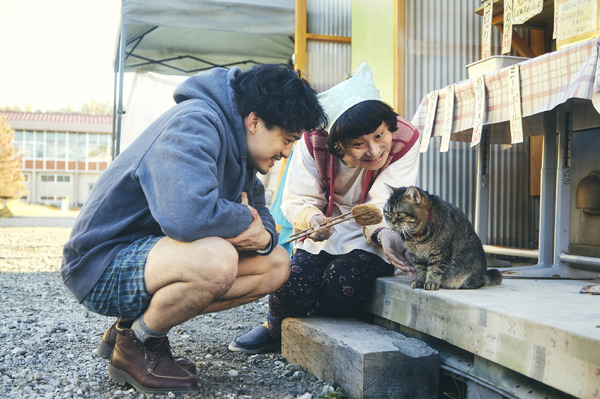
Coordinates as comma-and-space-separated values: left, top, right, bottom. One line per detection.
113, 0, 296, 156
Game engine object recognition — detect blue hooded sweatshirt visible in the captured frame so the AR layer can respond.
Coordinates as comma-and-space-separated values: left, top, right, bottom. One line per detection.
61, 67, 277, 302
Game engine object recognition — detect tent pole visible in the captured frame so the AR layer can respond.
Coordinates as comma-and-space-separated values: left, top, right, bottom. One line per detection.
115, 23, 127, 157
111, 68, 118, 160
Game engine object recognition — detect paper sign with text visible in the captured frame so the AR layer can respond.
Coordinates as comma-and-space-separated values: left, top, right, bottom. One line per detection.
471, 76, 486, 147
513, 0, 544, 24
502, 0, 514, 54
556, 0, 600, 49
482, 0, 493, 58
420, 90, 439, 153
509, 64, 524, 144
440, 85, 455, 153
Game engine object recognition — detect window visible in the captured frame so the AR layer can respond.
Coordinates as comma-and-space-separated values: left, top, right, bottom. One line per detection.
56, 132, 67, 160
78, 135, 87, 161
68, 133, 77, 161
35, 140, 44, 158
40, 174, 70, 183
45, 132, 56, 159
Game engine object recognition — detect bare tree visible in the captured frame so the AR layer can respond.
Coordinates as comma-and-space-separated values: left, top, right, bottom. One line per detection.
0, 115, 26, 202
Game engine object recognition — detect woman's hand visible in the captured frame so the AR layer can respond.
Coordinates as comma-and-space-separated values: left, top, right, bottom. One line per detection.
307, 214, 333, 242
379, 229, 415, 275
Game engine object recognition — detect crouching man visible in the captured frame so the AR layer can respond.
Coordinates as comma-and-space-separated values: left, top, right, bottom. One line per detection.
61, 64, 326, 394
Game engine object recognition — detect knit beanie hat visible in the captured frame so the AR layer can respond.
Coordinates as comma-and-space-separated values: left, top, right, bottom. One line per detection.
317, 63, 380, 132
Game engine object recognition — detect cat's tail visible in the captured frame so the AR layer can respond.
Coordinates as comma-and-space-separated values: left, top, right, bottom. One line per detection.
485, 268, 503, 286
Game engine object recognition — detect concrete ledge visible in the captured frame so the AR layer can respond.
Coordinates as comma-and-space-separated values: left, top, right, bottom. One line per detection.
365, 275, 600, 398
281, 316, 439, 399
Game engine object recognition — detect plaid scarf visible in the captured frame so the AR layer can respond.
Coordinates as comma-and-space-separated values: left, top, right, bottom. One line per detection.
304, 116, 419, 216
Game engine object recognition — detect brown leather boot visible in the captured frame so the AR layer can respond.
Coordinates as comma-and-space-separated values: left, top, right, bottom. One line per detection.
108, 324, 197, 394
96, 319, 197, 375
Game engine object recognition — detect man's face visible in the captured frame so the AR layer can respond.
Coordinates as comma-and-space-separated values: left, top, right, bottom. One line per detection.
245, 113, 301, 175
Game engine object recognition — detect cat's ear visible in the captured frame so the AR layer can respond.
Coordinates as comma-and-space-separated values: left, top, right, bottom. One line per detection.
384, 183, 396, 194
404, 186, 422, 204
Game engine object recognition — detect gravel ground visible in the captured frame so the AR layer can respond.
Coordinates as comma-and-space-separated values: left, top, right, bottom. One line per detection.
0, 224, 335, 399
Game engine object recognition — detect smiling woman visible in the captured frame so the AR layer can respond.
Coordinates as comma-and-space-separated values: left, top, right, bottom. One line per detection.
229, 63, 422, 355
0, 0, 121, 112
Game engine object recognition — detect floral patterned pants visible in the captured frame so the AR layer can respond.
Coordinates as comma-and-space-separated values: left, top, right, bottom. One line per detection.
267, 249, 394, 338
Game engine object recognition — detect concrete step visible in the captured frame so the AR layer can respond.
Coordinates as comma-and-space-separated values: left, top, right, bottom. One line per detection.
365, 275, 600, 398
281, 316, 439, 399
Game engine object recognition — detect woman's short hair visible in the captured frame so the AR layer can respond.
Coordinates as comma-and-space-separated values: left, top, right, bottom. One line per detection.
326, 100, 398, 158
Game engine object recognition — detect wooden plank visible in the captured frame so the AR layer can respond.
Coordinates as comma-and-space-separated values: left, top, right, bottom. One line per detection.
530, 135, 543, 196
294, 0, 307, 73
394, 0, 406, 116
282, 317, 439, 399
305, 33, 351, 43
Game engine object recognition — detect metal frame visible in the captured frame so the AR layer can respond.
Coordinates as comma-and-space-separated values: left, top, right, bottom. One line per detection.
474, 101, 599, 278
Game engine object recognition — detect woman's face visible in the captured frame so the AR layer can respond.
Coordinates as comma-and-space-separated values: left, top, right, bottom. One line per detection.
340, 121, 392, 170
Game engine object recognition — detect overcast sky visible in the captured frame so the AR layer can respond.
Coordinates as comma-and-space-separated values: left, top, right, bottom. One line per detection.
0, 0, 121, 112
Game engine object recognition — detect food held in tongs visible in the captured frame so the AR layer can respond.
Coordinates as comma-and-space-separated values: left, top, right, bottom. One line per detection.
286, 203, 383, 243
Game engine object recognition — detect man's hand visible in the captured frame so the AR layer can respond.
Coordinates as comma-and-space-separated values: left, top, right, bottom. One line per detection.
307, 214, 333, 242
380, 229, 415, 275
226, 192, 271, 251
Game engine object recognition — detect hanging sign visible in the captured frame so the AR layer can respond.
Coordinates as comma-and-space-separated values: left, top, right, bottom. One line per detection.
513, 0, 544, 24
556, 0, 600, 49
482, 0, 493, 59
420, 90, 439, 153
502, 0, 514, 54
508, 64, 524, 144
440, 85, 455, 153
471, 76, 486, 147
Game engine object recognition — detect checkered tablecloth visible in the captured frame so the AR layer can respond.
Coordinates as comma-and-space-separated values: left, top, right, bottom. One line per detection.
411, 37, 600, 146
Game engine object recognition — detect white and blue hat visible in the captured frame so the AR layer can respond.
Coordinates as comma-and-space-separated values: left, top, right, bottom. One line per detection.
317, 63, 380, 132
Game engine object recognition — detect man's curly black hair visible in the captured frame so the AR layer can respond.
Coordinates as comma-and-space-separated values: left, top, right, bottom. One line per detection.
231, 64, 327, 135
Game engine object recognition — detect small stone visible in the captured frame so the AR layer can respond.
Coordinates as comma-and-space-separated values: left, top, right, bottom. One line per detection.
11, 347, 26, 356
227, 370, 239, 377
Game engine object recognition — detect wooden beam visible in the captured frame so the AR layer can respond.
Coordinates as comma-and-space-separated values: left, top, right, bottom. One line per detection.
294, 0, 307, 73
394, 0, 406, 116
306, 33, 351, 43
493, 24, 536, 58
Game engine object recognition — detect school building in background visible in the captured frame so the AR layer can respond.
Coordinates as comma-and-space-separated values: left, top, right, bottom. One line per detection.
1, 111, 113, 207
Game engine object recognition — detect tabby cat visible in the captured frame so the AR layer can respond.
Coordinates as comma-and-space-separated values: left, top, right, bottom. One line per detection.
383, 185, 502, 290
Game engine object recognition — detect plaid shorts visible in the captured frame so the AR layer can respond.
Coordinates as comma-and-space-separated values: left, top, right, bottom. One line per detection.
81, 236, 161, 318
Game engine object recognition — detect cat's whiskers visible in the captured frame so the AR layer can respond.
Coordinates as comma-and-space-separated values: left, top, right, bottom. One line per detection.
401, 227, 414, 240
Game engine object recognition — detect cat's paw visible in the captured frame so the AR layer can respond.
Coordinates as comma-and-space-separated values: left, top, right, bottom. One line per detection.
410, 280, 424, 289
424, 281, 440, 290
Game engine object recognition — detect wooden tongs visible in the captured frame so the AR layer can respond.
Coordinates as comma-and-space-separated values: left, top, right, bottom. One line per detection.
285, 203, 382, 243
